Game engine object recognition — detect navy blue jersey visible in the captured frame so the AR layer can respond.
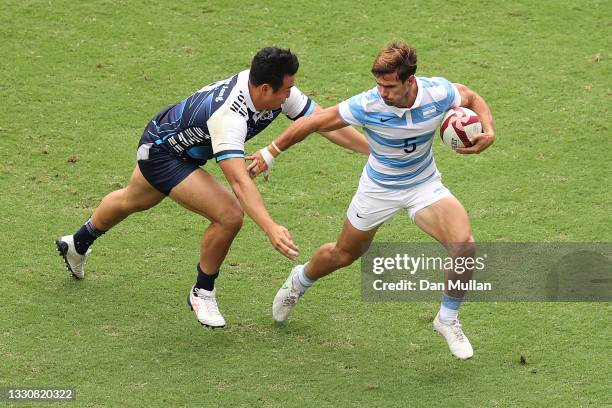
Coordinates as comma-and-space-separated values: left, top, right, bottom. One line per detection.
141, 69, 314, 163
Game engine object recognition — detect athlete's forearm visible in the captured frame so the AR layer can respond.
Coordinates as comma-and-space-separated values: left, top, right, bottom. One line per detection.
466, 93, 495, 135
456, 83, 495, 136
219, 159, 275, 233
272, 115, 323, 153
271, 106, 347, 155
230, 176, 275, 232
318, 126, 370, 154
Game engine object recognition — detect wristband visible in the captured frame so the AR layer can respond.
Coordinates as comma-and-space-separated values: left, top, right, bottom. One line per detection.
271, 141, 283, 154
259, 146, 275, 170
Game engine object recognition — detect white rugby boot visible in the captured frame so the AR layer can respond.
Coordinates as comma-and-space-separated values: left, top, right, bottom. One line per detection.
188, 286, 226, 328
55, 235, 91, 279
433, 313, 474, 360
272, 265, 304, 322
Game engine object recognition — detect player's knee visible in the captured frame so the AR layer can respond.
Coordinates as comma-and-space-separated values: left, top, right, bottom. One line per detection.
219, 208, 244, 233
447, 237, 476, 258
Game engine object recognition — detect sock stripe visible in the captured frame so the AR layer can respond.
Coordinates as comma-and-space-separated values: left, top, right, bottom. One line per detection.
297, 268, 315, 287
85, 218, 106, 238
441, 293, 464, 311
292, 264, 316, 293
73, 218, 105, 254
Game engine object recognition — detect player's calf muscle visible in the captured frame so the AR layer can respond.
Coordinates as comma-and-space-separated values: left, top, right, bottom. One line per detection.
91, 191, 127, 228
335, 246, 361, 267
92, 188, 156, 229
323, 243, 359, 268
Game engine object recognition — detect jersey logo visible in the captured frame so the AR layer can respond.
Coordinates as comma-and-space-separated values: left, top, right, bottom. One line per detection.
215, 84, 229, 102
422, 107, 436, 116
380, 116, 395, 123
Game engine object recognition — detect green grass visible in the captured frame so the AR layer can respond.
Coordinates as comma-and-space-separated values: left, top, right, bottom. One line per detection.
1, 0, 611, 406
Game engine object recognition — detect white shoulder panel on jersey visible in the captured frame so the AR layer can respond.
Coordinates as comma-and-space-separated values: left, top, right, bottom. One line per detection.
282, 86, 314, 120
423, 77, 461, 109
206, 72, 253, 162
207, 102, 247, 159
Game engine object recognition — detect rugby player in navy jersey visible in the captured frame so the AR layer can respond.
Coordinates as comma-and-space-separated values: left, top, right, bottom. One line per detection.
56, 47, 369, 328
249, 42, 495, 359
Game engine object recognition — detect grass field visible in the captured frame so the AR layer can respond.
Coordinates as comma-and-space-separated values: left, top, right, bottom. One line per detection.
1, 0, 611, 406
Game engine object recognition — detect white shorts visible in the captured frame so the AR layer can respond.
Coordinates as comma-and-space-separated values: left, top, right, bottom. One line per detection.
346, 170, 453, 231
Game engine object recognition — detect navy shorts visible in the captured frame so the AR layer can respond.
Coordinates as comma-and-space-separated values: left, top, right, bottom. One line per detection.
137, 142, 205, 196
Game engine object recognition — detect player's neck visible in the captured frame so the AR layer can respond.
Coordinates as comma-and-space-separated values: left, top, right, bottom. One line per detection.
248, 81, 265, 111
399, 84, 418, 109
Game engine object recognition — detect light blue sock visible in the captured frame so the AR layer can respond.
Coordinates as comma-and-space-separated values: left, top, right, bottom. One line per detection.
439, 293, 464, 323
292, 263, 316, 293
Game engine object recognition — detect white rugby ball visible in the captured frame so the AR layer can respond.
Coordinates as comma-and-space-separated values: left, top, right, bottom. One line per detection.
439, 107, 482, 150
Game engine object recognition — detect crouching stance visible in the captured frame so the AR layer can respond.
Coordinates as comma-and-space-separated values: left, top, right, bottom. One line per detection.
56, 47, 368, 328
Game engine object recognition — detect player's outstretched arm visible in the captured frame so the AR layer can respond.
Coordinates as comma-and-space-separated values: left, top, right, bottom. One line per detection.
312, 105, 369, 154
218, 157, 299, 260
454, 83, 496, 154
246, 106, 347, 177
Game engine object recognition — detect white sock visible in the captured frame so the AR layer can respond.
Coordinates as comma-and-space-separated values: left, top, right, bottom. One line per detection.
438, 304, 459, 324
438, 293, 463, 324
292, 263, 316, 293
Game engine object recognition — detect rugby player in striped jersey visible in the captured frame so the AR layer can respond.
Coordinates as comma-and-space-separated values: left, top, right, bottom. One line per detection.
249, 42, 495, 359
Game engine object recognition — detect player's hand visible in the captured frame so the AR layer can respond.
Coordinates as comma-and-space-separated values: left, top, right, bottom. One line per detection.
455, 132, 495, 154
266, 224, 299, 261
245, 151, 270, 181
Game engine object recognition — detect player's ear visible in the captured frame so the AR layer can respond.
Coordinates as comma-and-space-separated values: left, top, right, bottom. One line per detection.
260, 83, 272, 95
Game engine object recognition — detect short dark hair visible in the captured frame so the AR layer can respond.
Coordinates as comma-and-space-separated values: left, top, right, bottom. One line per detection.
371, 41, 417, 82
249, 47, 299, 91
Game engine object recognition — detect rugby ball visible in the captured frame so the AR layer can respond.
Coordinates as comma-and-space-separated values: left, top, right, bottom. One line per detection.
439, 107, 482, 150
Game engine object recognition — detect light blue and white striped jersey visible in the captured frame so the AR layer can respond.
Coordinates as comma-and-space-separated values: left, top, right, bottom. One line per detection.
338, 77, 461, 189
